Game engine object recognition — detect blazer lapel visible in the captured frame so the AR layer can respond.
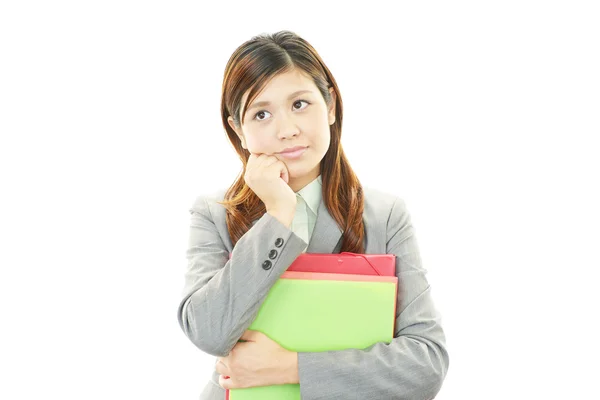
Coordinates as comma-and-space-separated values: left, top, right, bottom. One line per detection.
306, 197, 343, 254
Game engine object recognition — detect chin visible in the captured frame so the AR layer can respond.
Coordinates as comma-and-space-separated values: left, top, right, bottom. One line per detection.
289, 165, 317, 178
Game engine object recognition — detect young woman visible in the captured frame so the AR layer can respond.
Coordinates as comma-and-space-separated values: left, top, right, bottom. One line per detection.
177, 30, 449, 399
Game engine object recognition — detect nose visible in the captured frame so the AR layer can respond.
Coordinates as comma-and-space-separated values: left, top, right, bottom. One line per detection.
276, 111, 300, 140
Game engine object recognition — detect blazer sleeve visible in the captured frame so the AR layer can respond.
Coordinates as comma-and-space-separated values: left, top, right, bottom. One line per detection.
297, 197, 450, 400
177, 195, 308, 357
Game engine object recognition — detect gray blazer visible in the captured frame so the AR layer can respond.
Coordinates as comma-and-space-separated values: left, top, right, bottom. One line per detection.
177, 186, 449, 400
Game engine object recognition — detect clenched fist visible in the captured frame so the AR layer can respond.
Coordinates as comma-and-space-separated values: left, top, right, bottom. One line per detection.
245, 153, 297, 221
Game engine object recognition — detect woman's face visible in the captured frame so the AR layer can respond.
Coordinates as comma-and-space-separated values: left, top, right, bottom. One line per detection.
228, 68, 336, 192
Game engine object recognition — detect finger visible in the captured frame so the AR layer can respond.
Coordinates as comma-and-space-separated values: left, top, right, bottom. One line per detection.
254, 153, 269, 161
268, 159, 289, 183
248, 153, 272, 171
258, 154, 280, 169
218, 374, 233, 390
216, 356, 228, 364
279, 161, 289, 183
254, 330, 273, 342
240, 329, 258, 341
247, 152, 267, 164
215, 361, 230, 376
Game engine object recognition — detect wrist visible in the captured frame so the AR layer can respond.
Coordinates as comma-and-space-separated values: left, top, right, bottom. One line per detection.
267, 208, 294, 228
282, 351, 299, 385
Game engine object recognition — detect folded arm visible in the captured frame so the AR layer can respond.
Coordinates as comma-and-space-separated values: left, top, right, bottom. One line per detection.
177, 196, 307, 357
297, 198, 449, 400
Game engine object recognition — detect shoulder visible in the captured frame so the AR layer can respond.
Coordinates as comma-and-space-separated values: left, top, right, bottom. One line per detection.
188, 187, 229, 218
362, 185, 412, 233
363, 185, 401, 209
363, 185, 409, 216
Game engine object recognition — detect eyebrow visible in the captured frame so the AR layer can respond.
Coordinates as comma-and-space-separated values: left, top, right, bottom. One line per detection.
246, 90, 314, 114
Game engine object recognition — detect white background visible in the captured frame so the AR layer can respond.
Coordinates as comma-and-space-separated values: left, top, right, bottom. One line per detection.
1, 1, 599, 399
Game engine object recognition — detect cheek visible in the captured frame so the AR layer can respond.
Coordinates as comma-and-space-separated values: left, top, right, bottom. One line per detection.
321, 131, 331, 149
244, 132, 270, 152
311, 115, 331, 149
302, 112, 328, 138
316, 133, 331, 157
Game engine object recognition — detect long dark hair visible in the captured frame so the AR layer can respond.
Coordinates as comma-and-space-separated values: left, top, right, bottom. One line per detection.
218, 30, 364, 253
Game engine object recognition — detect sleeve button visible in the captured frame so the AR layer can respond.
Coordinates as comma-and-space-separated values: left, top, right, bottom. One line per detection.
269, 249, 278, 259
262, 260, 272, 270
275, 238, 284, 247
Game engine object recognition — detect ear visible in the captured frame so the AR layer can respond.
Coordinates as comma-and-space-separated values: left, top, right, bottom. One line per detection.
227, 115, 247, 149
327, 87, 336, 125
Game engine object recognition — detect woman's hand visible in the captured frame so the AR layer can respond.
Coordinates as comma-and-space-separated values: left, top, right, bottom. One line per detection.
245, 153, 296, 214
216, 330, 299, 390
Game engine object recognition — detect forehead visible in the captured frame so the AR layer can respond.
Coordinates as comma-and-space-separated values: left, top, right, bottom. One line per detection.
242, 69, 317, 109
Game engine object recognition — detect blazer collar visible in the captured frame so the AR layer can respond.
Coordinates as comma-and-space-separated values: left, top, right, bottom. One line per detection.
295, 174, 322, 217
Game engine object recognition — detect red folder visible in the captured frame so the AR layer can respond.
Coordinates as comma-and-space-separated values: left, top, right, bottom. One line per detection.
227, 252, 396, 276
287, 252, 395, 276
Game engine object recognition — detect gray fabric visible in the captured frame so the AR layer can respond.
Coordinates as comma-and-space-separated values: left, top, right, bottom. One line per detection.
177, 186, 449, 399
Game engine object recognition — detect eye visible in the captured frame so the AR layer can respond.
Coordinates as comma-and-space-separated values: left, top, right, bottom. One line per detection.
253, 100, 311, 122
254, 110, 271, 121
293, 100, 310, 110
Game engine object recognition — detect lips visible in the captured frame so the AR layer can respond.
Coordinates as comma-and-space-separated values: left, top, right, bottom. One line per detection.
277, 146, 308, 159
278, 146, 307, 154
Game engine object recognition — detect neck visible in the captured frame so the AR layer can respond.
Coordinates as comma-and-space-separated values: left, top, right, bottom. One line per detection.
288, 168, 320, 193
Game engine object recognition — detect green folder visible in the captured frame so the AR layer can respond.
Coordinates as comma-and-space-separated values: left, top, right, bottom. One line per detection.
227, 271, 398, 400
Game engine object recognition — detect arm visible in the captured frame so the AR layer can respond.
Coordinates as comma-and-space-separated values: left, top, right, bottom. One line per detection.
177, 195, 307, 357
297, 198, 449, 400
